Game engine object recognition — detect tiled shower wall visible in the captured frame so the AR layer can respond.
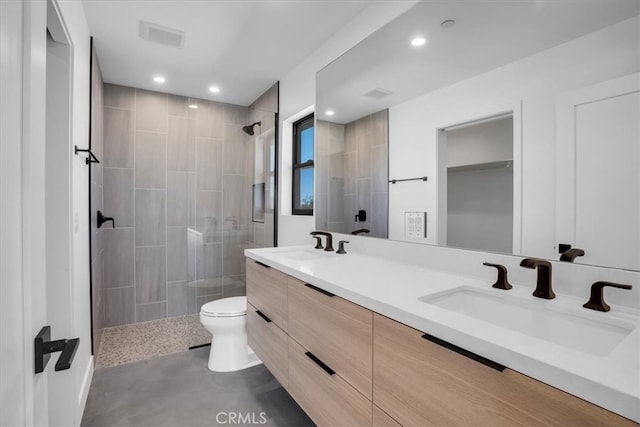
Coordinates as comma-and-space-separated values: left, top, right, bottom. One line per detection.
317, 110, 388, 238
100, 83, 257, 326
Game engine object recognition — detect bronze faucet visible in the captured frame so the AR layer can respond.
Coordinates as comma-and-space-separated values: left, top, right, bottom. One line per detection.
310, 231, 334, 252
520, 258, 555, 299
583, 281, 632, 312
560, 248, 585, 262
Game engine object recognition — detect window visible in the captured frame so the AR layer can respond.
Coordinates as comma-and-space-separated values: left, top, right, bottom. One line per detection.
292, 114, 314, 215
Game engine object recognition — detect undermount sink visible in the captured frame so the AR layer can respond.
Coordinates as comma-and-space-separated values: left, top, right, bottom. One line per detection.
419, 287, 636, 357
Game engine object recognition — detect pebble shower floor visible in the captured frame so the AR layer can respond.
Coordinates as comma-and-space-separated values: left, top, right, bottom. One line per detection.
95, 315, 211, 368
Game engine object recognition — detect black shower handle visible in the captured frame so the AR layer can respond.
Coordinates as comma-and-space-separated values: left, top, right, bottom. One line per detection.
97, 210, 115, 228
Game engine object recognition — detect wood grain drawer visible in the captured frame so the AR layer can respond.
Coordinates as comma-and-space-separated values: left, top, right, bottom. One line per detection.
288, 338, 372, 427
246, 259, 288, 331
373, 313, 637, 427
246, 303, 288, 389
288, 276, 373, 399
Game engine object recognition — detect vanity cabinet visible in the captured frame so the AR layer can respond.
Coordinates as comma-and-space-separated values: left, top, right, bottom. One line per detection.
245, 258, 636, 426
373, 313, 637, 427
288, 276, 373, 399
246, 258, 373, 427
246, 259, 288, 331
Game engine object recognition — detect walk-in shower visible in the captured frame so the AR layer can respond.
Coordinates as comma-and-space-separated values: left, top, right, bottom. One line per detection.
88, 48, 279, 366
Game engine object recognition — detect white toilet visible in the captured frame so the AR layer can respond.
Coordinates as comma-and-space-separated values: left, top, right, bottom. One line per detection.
199, 296, 261, 372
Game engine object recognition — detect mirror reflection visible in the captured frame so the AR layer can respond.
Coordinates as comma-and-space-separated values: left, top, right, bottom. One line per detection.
444, 115, 513, 254
315, 110, 388, 238
316, 0, 639, 270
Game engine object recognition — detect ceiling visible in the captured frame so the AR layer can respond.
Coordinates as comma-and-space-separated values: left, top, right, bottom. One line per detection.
82, 0, 374, 106
317, 0, 640, 124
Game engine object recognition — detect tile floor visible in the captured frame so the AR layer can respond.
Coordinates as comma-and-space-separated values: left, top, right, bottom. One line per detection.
96, 315, 211, 368
82, 347, 314, 427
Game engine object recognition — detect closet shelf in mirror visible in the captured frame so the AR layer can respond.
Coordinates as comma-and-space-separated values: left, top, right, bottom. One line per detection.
448, 160, 512, 174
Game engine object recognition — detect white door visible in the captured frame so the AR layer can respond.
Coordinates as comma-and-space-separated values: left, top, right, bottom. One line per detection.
1, 1, 78, 425
556, 74, 640, 270
1, 0, 50, 425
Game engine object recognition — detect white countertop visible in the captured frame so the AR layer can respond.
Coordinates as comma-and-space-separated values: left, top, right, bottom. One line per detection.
245, 245, 640, 422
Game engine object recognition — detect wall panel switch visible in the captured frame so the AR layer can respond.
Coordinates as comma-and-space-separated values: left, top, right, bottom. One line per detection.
405, 212, 426, 238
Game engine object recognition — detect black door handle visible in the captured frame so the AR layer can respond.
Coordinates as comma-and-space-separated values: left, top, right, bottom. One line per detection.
35, 326, 80, 373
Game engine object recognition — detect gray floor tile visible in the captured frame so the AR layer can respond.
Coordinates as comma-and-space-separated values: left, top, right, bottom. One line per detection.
82, 348, 313, 427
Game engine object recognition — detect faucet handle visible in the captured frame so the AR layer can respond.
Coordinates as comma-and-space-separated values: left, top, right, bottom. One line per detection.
583, 281, 632, 312
312, 236, 324, 250
483, 262, 512, 290
337, 241, 349, 254
560, 248, 585, 262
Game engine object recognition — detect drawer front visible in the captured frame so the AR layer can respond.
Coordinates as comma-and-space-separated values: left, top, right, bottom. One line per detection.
373, 314, 637, 427
247, 303, 288, 389
246, 259, 288, 331
288, 276, 373, 399
373, 313, 539, 427
288, 338, 372, 427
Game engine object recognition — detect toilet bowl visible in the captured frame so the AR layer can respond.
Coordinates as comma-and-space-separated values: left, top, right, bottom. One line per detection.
199, 296, 261, 372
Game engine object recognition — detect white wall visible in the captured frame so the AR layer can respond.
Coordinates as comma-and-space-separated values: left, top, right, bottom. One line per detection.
277, 0, 418, 246
1, 2, 30, 425
389, 16, 640, 259
56, 0, 94, 422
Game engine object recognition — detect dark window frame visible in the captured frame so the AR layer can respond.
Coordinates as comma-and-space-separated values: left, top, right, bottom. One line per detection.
292, 113, 314, 215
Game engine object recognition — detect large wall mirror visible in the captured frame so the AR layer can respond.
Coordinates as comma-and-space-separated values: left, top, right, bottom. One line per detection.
316, 0, 639, 271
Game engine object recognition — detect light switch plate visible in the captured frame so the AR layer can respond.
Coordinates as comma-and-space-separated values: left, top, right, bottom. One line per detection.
405, 212, 426, 238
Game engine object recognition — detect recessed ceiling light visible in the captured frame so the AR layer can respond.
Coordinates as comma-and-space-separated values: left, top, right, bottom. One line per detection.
326, 110, 335, 116
441, 19, 456, 29
410, 37, 426, 47
209, 86, 220, 93
153, 75, 166, 83
188, 103, 198, 109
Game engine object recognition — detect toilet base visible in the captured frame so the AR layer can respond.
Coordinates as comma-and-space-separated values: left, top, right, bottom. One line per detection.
207, 341, 262, 373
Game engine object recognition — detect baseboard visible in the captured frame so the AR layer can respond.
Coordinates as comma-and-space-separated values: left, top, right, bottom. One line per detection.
76, 355, 93, 424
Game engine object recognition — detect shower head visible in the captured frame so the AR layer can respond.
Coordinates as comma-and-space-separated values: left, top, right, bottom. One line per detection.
242, 121, 261, 136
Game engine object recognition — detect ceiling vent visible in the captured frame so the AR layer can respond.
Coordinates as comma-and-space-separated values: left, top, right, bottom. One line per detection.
362, 87, 394, 99
139, 20, 185, 48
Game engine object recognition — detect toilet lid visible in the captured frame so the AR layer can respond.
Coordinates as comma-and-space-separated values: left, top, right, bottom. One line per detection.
201, 296, 247, 317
